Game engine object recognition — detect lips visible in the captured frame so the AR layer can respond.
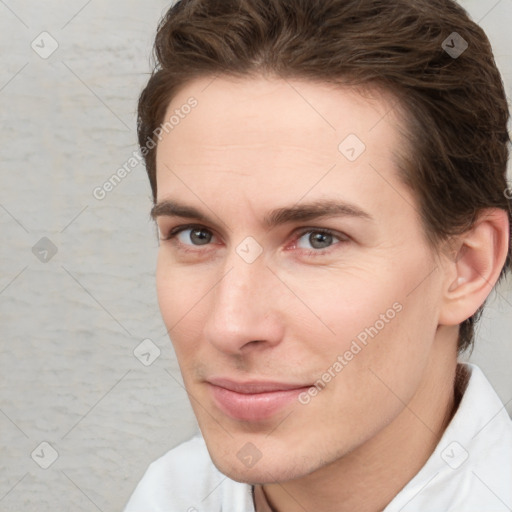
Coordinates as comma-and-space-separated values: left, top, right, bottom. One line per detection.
207, 378, 311, 422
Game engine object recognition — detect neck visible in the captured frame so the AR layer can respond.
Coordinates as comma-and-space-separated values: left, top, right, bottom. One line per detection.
261, 328, 459, 512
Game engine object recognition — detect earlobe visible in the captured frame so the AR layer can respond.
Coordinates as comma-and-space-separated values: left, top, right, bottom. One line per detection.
439, 208, 510, 326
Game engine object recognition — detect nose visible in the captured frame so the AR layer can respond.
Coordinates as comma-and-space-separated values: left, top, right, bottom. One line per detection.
202, 251, 284, 355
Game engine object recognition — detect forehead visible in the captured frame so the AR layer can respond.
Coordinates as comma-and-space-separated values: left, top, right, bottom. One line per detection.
154, 75, 414, 227
158, 75, 400, 164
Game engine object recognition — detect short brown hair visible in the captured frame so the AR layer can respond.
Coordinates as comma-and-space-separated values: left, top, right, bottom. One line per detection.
138, 0, 511, 352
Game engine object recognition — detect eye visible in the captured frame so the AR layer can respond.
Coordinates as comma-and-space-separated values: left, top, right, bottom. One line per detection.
295, 229, 346, 251
178, 227, 213, 245
161, 224, 348, 255
161, 225, 216, 246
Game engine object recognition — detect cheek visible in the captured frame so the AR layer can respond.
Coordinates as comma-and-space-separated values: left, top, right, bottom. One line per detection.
283, 265, 404, 353
323, 272, 440, 417
155, 252, 179, 322
293, 255, 441, 385
155, 251, 207, 348
156, 249, 209, 310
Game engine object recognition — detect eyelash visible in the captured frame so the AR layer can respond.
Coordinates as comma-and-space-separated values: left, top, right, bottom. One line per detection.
160, 223, 348, 256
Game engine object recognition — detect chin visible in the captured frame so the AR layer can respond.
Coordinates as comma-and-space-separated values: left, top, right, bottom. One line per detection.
207, 443, 319, 485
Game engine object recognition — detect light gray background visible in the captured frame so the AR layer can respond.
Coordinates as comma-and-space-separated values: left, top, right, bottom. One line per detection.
0, 1, 511, 510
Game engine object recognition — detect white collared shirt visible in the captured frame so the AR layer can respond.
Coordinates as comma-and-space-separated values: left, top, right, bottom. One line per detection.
124, 364, 512, 511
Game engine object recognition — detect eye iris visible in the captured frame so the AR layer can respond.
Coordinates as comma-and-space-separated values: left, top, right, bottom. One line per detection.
190, 229, 211, 245
309, 232, 333, 249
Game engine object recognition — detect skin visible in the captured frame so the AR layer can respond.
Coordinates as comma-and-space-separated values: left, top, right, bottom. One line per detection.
152, 76, 509, 512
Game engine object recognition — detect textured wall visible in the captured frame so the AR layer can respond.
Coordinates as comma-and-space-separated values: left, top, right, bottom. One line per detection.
0, 1, 510, 510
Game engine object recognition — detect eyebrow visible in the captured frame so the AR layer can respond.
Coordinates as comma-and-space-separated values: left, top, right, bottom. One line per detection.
150, 199, 373, 229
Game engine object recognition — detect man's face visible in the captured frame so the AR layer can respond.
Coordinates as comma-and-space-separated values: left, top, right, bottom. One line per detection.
154, 76, 448, 483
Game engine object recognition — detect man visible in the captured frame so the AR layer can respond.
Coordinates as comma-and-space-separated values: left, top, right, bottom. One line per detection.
125, 0, 512, 510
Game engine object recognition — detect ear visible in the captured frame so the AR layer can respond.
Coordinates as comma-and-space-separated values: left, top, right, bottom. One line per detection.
438, 208, 510, 327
